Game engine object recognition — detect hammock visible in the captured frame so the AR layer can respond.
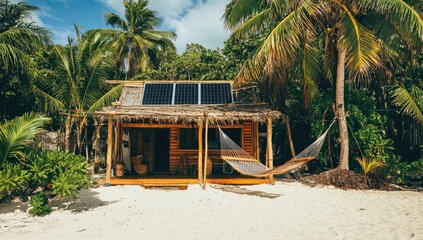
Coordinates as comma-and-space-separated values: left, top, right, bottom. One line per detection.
219, 120, 335, 177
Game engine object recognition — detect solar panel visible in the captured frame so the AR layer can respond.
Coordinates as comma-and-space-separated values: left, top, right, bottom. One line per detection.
140, 82, 233, 105
200, 83, 232, 104
142, 83, 173, 105
174, 83, 198, 104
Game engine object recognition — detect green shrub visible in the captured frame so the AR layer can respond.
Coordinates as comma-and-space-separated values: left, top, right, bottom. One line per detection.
406, 158, 423, 181
29, 192, 51, 216
0, 163, 30, 199
27, 150, 91, 199
383, 157, 423, 184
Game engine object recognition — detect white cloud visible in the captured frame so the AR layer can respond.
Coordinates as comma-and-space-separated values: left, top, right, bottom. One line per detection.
169, 0, 230, 53
97, 0, 125, 16
147, 0, 193, 20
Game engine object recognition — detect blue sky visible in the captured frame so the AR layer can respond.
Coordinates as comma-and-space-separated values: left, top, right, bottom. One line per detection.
14, 0, 230, 53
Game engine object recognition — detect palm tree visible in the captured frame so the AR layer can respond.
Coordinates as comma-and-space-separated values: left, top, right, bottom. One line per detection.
0, 0, 49, 70
223, 0, 422, 171
0, 112, 50, 165
99, 0, 176, 78
35, 25, 122, 153
0, 0, 50, 120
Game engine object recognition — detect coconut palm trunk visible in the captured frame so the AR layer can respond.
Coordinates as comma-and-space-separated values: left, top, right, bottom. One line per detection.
335, 49, 349, 170
64, 116, 71, 153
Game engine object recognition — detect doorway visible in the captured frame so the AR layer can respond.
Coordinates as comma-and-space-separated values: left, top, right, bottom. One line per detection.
154, 129, 170, 172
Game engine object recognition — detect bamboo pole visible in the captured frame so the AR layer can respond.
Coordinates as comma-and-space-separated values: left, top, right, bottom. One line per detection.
198, 120, 203, 186
203, 116, 209, 190
105, 114, 114, 186
266, 117, 274, 184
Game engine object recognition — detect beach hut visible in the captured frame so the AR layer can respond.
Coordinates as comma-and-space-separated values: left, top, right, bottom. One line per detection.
94, 80, 281, 187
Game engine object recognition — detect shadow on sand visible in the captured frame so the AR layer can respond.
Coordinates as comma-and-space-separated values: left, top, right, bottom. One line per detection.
50, 189, 116, 213
0, 189, 115, 214
212, 185, 281, 199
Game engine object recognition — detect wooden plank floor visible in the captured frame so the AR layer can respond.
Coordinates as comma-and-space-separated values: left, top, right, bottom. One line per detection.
99, 175, 270, 186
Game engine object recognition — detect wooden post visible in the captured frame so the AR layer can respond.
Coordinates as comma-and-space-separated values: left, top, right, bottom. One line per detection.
266, 117, 274, 184
105, 114, 114, 186
198, 120, 203, 185
203, 117, 209, 190
114, 119, 121, 165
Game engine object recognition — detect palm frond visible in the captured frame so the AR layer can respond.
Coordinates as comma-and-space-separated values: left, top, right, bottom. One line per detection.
232, 8, 273, 38
143, 30, 177, 40
336, 1, 380, 79
104, 12, 129, 30
358, 0, 423, 47
0, 43, 29, 70
254, 0, 318, 76
88, 85, 123, 112
0, 113, 51, 165
301, 32, 321, 109
80, 49, 111, 109
0, 24, 49, 50
32, 86, 65, 113
223, 0, 269, 30
390, 84, 423, 124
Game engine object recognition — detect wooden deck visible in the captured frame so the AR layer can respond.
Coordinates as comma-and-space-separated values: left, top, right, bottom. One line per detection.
99, 175, 271, 186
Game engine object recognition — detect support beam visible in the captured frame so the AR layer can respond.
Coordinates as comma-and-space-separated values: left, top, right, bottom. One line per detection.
197, 120, 203, 185
266, 117, 274, 184
203, 117, 209, 190
105, 114, 114, 186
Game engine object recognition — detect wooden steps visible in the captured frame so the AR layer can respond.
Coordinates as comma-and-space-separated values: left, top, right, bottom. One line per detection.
100, 176, 271, 186
142, 182, 189, 190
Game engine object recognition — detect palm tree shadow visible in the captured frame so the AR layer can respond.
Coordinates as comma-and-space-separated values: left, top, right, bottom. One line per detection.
50, 189, 116, 213
212, 185, 281, 199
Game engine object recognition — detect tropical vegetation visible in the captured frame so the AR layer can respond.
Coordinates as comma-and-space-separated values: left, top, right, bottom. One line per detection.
222, 0, 422, 186
0, 0, 422, 211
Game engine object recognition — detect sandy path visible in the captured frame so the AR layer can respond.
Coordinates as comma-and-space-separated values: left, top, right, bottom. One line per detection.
1, 181, 422, 240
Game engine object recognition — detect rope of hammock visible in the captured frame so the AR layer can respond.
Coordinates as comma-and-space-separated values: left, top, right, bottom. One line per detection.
219, 119, 336, 177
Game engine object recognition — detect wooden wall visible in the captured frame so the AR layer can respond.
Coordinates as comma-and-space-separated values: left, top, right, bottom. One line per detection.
125, 121, 257, 174
169, 128, 179, 173
168, 121, 256, 174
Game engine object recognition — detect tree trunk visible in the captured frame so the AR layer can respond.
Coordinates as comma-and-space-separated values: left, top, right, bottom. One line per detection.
283, 115, 296, 158
335, 49, 349, 170
93, 119, 101, 162
65, 116, 71, 153
76, 120, 82, 154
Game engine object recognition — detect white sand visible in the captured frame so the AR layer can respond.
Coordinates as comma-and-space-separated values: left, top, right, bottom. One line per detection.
1, 181, 422, 240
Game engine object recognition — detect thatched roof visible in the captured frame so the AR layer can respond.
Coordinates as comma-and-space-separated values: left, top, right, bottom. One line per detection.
95, 103, 280, 124
94, 82, 281, 124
